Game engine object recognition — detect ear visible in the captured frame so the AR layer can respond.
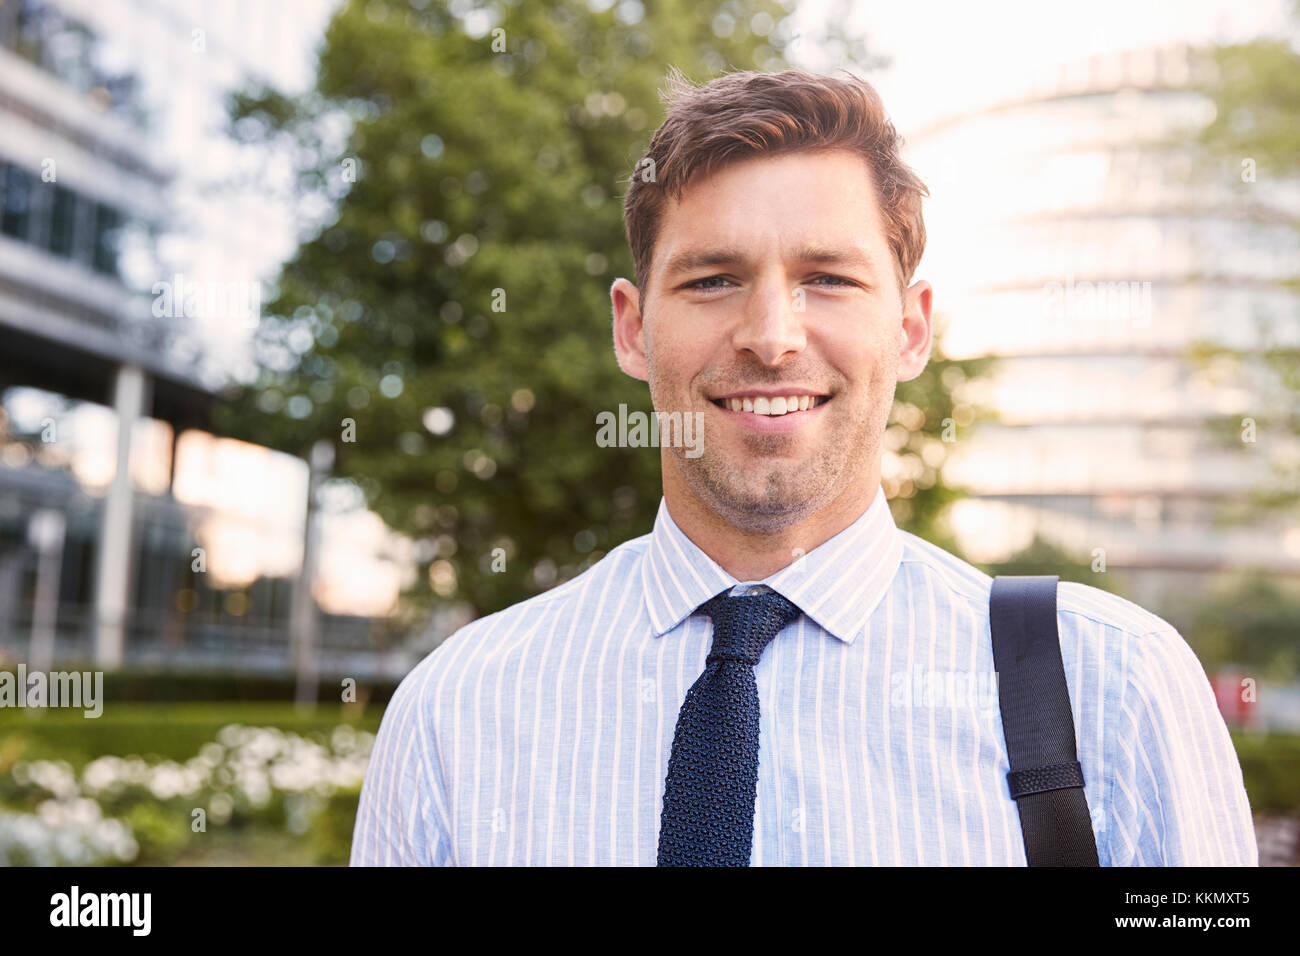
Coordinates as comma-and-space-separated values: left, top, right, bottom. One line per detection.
897, 279, 933, 383
611, 277, 649, 382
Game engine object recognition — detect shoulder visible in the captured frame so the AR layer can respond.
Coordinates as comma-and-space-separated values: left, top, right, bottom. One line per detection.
1051, 583, 1213, 704
897, 527, 1180, 640
1054, 580, 1174, 641
1049, 583, 1208, 705
895, 528, 994, 609
893, 529, 1202, 701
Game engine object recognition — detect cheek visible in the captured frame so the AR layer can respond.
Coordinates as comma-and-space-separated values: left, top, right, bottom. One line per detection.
816, 327, 875, 383
652, 318, 719, 382
834, 322, 899, 383
642, 330, 690, 404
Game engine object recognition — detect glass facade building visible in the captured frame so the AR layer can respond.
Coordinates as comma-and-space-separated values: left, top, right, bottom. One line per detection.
0, 0, 409, 681
904, 44, 1300, 609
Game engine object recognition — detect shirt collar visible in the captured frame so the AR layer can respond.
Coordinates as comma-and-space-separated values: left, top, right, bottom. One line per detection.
641, 485, 904, 645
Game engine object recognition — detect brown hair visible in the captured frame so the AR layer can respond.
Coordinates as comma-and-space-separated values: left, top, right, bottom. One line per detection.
622, 67, 928, 302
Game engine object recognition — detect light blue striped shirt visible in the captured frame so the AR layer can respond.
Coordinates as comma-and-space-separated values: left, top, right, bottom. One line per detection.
351, 485, 1258, 866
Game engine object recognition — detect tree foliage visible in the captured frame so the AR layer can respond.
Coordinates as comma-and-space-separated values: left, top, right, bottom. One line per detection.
1190, 20, 1300, 519
1179, 14, 1300, 678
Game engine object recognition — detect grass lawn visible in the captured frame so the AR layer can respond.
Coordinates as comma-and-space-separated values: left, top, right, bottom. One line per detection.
1, 701, 385, 865
0, 701, 385, 769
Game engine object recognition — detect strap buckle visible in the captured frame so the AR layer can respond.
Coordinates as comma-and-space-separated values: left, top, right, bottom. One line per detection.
1007, 760, 1086, 800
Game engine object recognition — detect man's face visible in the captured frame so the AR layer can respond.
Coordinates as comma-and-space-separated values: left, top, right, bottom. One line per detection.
612, 148, 931, 534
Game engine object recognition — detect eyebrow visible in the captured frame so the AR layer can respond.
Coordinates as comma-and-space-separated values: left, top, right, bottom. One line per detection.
661, 244, 880, 281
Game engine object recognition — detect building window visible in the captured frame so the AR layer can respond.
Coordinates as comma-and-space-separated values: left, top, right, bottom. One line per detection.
0, 1, 17, 49
1, 0, 143, 125
44, 18, 94, 94
92, 202, 121, 276
11, 0, 51, 67
47, 184, 77, 257
1, 161, 126, 278
1, 163, 33, 241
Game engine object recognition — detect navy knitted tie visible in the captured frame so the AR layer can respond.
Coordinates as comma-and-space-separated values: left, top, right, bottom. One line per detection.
656, 586, 802, 867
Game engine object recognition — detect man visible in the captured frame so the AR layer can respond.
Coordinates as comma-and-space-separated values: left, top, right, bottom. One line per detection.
351, 68, 1257, 866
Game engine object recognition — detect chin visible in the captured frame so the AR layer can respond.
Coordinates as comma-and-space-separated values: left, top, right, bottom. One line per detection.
716, 497, 821, 536
694, 472, 830, 534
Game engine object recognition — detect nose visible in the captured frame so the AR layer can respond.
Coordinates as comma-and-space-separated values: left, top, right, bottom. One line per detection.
730, 270, 806, 365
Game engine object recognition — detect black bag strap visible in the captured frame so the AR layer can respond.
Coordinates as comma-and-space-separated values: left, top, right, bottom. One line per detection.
990, 575, 1099, 866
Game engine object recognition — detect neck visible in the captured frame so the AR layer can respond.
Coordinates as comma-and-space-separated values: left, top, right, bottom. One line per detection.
661, 457, 882, 581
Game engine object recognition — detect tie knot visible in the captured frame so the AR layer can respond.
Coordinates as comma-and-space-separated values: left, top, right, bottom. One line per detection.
697, 588, 801, 667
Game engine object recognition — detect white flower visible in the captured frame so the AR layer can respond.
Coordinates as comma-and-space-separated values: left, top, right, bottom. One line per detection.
82, 756, 127, 793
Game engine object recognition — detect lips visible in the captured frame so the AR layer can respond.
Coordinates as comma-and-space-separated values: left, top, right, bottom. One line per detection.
709, 393, 830, 417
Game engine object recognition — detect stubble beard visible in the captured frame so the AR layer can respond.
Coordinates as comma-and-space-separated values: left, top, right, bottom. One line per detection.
653, 374, 885, 536
678, 429, 856, 535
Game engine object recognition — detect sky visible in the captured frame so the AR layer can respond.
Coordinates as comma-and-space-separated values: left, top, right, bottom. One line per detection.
793, 0, 1293, 131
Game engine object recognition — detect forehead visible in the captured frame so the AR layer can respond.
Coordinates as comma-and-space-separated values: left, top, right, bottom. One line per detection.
652, 148, 889, 270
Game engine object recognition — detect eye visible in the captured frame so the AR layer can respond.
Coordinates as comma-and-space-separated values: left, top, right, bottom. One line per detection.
684, 276, 734, 292
810, 274, 856, 288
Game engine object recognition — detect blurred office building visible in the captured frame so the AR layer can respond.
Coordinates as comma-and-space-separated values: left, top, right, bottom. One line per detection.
0, 0, 413, 682
907, 43, 1300, 612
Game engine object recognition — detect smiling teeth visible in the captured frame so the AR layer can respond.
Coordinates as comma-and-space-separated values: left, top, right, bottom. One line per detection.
726, 395, 819, 415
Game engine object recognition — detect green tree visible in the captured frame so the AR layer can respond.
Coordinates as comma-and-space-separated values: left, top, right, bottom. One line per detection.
1166, 569, 1300, 680
981, 534, 1129, 593
1190, 14, 1300, 519
1168, 16, 1300, 679
887, 310, 994, 555
218, 0, 974, 621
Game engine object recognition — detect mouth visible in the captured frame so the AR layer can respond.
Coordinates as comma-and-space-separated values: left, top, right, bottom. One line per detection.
708, 392, 831, 416
706, 391, 832, 433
